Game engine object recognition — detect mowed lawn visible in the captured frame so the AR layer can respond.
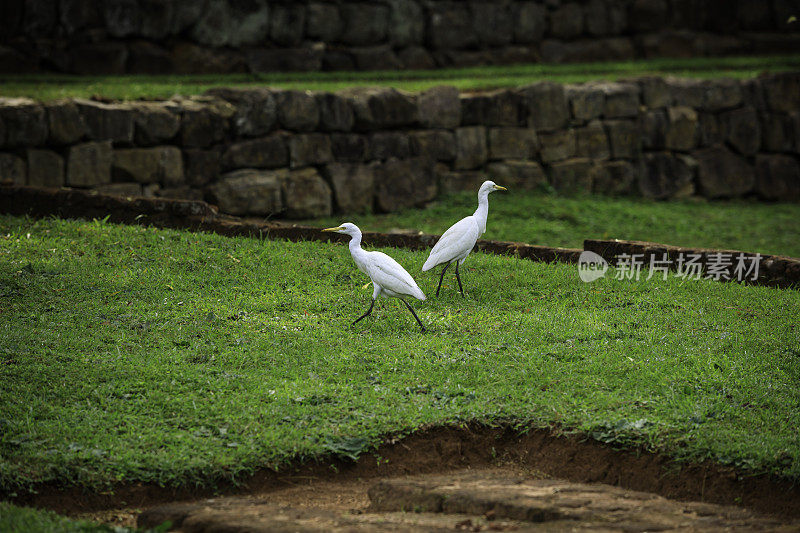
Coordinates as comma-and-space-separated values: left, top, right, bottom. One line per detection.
0, 214, 799, 500
310, 192, 800, 259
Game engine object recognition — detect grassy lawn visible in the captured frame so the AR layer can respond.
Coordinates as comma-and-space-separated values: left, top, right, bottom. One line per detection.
1, 55, 798, 101
308, 192, 800, 259
1, 214, 798, 501
0, 502, 135, 532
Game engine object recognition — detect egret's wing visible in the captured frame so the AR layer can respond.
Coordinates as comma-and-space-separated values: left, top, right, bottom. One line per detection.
422, 216, 480, 271
366, 251, 426, 300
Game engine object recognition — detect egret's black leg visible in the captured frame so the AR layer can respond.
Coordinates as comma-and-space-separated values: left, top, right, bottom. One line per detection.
455, 261, 464, 297
435, 262, 451, 297
400, 298, 426, 333
353, 298, 376, 325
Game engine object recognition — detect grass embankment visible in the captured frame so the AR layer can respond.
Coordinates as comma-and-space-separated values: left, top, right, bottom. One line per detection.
1, 214, 798, 501
309, 192, 800, 259
0, 501, 137, 532
1, 55, 799, 101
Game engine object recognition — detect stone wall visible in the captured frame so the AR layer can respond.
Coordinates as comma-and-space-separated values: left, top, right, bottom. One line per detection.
1, 72, 799, 218
1, 0, 798, 74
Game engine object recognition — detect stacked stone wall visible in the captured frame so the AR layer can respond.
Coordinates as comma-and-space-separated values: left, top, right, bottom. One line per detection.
1, 72, 799, 218
1, 0, 798, 74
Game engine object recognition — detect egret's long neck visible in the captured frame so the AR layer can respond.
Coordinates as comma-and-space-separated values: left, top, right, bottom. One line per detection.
474, 191, 490, 234
348, 230, 368, 265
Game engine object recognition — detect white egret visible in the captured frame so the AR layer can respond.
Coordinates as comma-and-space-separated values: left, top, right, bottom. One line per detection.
323, 222, 427, 332
422, 180, 507, 297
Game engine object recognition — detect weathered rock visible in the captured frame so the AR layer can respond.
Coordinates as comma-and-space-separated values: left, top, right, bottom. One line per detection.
574, 120, 610, 160
323, 51, 355, 71
548, 158, 593, 194
0, 153, 26, 185
340, 3, 389, 45
156, 187, 204, 201
638, 30, 695, 59
598, 82, 640, 118
26, 149, 64, 188
112, 147, 183, 186
69, 42, 128, 75
351, 46, 402, 71
695, 145, 755, 198
427, 2, 477, 49
59, 0, 100, 35
95, 182, 142, 197
204, 88, 276, 138
183, 148, 221, 187
74, 99, 135, 144
45, 99, 86, 145
330, 133, 368, 162
719, 107, 761, 156
760, 113, 795, 153
550, 2, 583, 39
418, 86, 460, 129
387, 0, 424, 46
347, 88, 417, 130
289, 133, 333, 168
566, 84, 605, 123
409, 130, 456, 161
665, 106, 699, 151
178, 98, 235, 148
437, 166, 486, 194
325, 162, 374, 213
269, 4, 305, 47
698, 112, 721, 147
700, 78, 743, 112
641, 109, 667, 149
0, 45, 34, 74
128, 41, 173, 74
513, 1, 546, 43
488, 127, 538, 160
209, 169, 284, 216
635, 77, 671, 108
638, 152, 695, 199
666, 78, 705, 109
755, 154, 800, 201
307, 2, 342, 41
604, 120, 641, 159
461, 90, 521, 127
591, 159, 636, 195
137, 0, 174, 39
0, 97, 47, 147
275, 90, 319, 132
130, 102, 180, 145
222, 135, 288, 170
471, 2, 513, 46
584, 0, 626, 36
246, 47, 323, 73
521, 82, 568, 132
190, 0, 232, 47
171, 43, 246, 74
104, 0, 139, 37
629, 0, 668, 32
373, 157, 436, 212
761, 72, 800, 113
367, 132, 410, 161
282, 167, 332, 218
397, 46, 436, 69
539, 129, 576, 163
316, 93, 354, 132
67, 141, 113, 187
454, 127, 487, 170
485, 160, 547, 190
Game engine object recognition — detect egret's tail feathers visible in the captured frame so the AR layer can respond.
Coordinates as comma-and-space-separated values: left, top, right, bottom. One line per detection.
422, 256, 438, 272
412, 286, 426, 300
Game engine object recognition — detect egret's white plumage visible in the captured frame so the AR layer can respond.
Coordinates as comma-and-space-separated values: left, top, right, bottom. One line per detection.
422, 180, 506, 296
323, 222, 426, 331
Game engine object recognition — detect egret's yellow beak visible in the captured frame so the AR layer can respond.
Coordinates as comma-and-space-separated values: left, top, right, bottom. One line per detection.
494, 185, 507, 191
322, 226, 344, 232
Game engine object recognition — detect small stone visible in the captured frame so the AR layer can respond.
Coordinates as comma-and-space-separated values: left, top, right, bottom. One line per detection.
330, 133, 368, 162
604, 120, 641, 159
74, 99, 134, 144
591, 159, 636, 195
95, 182, 143, 197
275, 90, 319, 133
485, 160, 547, 190
347, 88, 417, 131
373, 157, 436, 212
67, 141, 112, 187
269, 4, 305, 47
598, 83, 640, 118
513, 1, 546, 43
178, 98, 235, 148
204, 88, 276, 138
574, 120, 610, 160
209, 169, 285, 217
282, 167, 332, 218
325, 162, 374, 213
638, 152, 695, 199
549, 2, 583, 39
131, 102, 180, 145
694, 145, 755, 198
755, 154, 800, 201
461, 89, 522, 127
316, 93, 354, 132
351, 46, 402, 71
548, 158, 593, 194
289, 133, 333, 168
418, 86, 460, 129
184, 149, 221, 187
664, 106, 699, 151
45, 99, 87, 145
340, 3, 389, 45
454, 127, 488, 170
521, 82, 568, 132
367, 132, 410, 161
112, 146, 183, 186
566, 84, 605, 123
409, 130, 456, 161
307, 2, 342, 41
0, 97, 47, 147
0, 153, 26, 185
719, 107, 760, 156
26, 149, 64, 188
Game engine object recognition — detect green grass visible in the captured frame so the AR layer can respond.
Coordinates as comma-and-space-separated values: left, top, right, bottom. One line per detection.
2, 55, 799, 101
0, 502, 139, 532
1, 214, 798, 499
308, 192, 800, 259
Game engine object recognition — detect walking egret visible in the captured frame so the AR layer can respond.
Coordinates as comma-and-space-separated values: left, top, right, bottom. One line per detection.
323, 222, 427, 332
422, 180, 507, 296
